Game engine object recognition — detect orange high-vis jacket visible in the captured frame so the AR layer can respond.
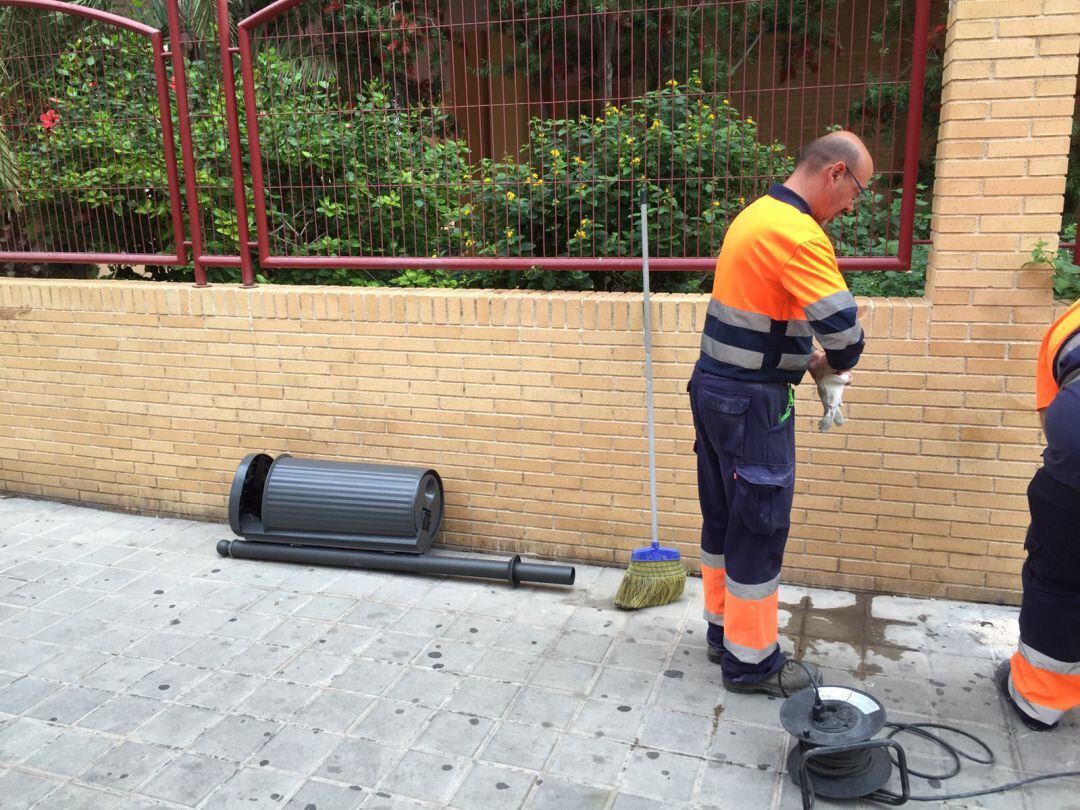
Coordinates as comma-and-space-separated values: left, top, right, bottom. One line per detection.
697, 184, 864, 385
1036, 298, 1080, 411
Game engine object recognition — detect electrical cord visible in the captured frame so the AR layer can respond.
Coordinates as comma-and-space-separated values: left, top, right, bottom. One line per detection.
883, 721, 1080, 802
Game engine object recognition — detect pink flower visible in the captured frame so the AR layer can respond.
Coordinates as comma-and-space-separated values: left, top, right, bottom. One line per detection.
39, 109, 60, 131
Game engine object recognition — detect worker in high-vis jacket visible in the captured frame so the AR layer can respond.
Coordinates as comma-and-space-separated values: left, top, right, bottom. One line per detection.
688, 131, 872, 696
996, 298, 1080, 730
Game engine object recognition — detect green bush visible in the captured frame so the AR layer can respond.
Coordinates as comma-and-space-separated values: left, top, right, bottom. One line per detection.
462, 77, 791, 291
837, 184, 931, 298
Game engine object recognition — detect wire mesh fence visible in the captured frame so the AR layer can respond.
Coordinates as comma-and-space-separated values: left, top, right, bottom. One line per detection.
1, 0, 936, 284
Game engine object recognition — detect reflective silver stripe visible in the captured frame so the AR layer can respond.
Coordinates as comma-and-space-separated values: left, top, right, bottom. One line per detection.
700, 551, 726, 570
816, 323, 864, 351
701, 334, 764, 369
725, 573, 781, 601
1018, 639, 1080, 676
778, 352, 811, 371
1054, 331, 1080, 383
804, 290, 857, 322
703, 609, 725, 626
1008, 670, 1065, 725
724, 637, 777, 665
707, 299, 772, 333
1063, 368, 1080, 389
786, 320, 814, 337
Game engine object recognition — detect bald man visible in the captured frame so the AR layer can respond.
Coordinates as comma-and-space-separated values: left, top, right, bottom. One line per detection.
688, 131, 873, 696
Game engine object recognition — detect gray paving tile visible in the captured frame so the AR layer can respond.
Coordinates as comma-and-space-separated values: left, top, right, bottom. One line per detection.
526, 776, 610, 809
134, 703, 223, 747
178, 671, 261, 711
708, 721, 787, 771
385, 667, 463, 707
416, 639, 487, 674
698, 759, 778, 809
349, 698, 432, 747
510, 686, 581, 730
591, 667, 657, 705
551, 630, 613, 663
0, 717, 59, 761
128, 662, 208, 699
548, 735, 630, 786
254, 725, 341, 774
307, 623, 377, 657
414, 711, 493, 758
316, 737, 405, 786
293, 690, 373, 734
450, 761, 534, 809
76, 693, 163, 735
0, 676, 59, 715
341, 601, 406, 629
24, 685, 112, 724
444, 677, 519, 718
0, 769, 64, 807
480, 721, 558, 771
81, 740, 175, 790
239, 680, 321, 722
225, 642, 297, 678
530, 658, 598, 694
0, 639, 64, 674
285, 779, 367, 810
33, 782, 127, 810
638, 707, 714, 757
23, 727, 117, 777
274, 649, 351, 686
141, 752, 239, 805
571, 698, 644, 743
0, 609, 62, 639
293, 594, 362, 622
379, 749, 467, 804
364, 631, 430, 664
618, 747, 700, 803
30, 648, 109, 683
333, 659, 406, 696
470, 649, 540, 683
171, 635, 244, 669
190, 714, 282, 761
202, 764, 302, 809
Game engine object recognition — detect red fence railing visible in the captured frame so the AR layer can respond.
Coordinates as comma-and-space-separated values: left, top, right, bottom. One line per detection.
0, 0, 934, 286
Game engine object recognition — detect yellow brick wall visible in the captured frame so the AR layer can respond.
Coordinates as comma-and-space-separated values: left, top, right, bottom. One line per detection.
0, 0, 1077, 604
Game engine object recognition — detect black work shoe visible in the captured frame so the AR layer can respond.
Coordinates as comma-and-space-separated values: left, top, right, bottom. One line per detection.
994, 661, 1058, 732
707, 644, 723, 665
723, 659, 821, 697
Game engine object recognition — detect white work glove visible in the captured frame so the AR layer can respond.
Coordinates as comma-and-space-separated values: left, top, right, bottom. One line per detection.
816, 372, 851, 432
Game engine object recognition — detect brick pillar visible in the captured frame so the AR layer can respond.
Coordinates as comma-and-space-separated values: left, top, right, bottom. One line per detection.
918, 0, 1080, 598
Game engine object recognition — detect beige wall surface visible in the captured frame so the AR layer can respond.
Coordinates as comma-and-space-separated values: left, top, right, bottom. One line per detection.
0, 0, 1078, 605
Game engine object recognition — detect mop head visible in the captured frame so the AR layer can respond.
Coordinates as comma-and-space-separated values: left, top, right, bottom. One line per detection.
613, 555, 686, 610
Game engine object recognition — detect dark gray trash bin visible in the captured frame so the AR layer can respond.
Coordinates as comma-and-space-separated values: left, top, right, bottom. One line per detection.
229, 453, 443, 553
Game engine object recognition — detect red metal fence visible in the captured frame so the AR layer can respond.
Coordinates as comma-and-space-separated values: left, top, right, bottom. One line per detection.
1, 0, 934, 286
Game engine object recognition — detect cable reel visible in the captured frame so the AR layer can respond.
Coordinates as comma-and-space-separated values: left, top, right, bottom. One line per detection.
779, 684, 910, 809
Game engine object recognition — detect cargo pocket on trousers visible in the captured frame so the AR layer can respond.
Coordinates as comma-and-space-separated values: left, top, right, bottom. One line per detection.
734, 463, 795, 535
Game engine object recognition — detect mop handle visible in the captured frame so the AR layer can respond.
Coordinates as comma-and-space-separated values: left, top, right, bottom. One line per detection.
639, 190, 659, 548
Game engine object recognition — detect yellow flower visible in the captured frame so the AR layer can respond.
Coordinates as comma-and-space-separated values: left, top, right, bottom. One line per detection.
506, 191, 516, 201
707, 113, 715, 121
462, 205, 472, 215
465, 239, 475, 247
746, 117, 754, 124
575, 230, 587, 239
580, 218, 590, 226
739, 196, 746, 204
631, 157, 641, 165
573, 156, 585, 165
505, 229, 514, 239
624, 136, 634, 145
711, 200, 720, 208
550, 149, 560, 158
431, 253, 438, 258
651, 119, 661, 129
483, 177, 492, 183
722, 98, 730, 105
666, 79, 678, 87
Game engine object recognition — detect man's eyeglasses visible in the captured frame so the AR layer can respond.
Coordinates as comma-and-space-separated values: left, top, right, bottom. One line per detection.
845, 167, 867, 198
